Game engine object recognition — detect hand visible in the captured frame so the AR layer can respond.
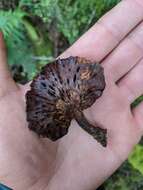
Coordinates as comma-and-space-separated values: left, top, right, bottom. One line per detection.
1, 0, 143, 189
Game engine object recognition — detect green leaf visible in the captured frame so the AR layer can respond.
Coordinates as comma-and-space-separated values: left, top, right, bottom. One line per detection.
129, 145, 143, 175
132, 95, 143, 108
0, 9, 26, 38
105, 161, 143, 190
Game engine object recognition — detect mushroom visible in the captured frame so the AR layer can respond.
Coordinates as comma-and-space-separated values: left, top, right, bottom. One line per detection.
26, 56, 107, 147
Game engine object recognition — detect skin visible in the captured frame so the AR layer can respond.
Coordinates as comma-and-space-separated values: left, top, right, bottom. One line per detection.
1, 0, 143, 189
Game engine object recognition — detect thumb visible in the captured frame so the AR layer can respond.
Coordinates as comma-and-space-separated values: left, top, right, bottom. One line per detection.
0, 32, 18, 96
0, 32, 9, 77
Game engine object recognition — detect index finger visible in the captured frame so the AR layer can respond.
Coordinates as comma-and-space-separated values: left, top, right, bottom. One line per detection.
61, 0, 143, 61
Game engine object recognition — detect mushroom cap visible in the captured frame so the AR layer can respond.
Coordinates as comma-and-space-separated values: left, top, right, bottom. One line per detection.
26, 56, 105, 140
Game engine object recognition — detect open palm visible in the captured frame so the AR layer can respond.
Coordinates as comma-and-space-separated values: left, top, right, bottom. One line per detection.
1, 1, 143, 189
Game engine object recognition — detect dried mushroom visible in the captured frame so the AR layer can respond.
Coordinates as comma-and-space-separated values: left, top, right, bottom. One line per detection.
26, 56, 107, 146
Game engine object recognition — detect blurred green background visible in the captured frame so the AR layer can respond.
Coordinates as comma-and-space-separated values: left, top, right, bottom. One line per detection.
0, 0, 143, 189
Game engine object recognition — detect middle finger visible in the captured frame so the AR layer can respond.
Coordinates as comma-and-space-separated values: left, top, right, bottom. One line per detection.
61, 0, 143, 62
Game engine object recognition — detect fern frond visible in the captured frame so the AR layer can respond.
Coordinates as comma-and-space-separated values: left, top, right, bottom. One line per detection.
0, 8, 36, 77
0, 9, 26, 40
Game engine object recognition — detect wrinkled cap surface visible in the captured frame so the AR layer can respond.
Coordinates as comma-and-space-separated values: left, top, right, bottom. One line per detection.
26, 56, 105, 140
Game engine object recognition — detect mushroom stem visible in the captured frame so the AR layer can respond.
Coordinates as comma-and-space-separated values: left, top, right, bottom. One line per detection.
75, 110, 107, 147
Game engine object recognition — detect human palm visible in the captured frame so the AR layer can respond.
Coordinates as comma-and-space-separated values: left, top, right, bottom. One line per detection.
1, 1, 143, 189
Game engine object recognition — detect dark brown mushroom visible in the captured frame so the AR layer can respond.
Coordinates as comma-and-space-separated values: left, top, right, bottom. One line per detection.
26, 56, 107, 147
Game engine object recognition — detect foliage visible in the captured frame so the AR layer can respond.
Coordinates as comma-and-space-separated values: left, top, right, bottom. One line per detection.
19, 0, 58, 23
128, 145, 143, 175
0, 0, 121, 79
0, 9, 25, 38
0, 7, 35, 78
132, 95, 143, 108
57, 0, 121, 44
104, 161, 143, 190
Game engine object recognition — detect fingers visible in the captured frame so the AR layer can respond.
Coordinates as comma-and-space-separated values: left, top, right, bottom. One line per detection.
103, 21, 143, 82
61, 0, 143, 62
103, 18, 143, 82
113, 21, 143, 103
118, 59, 143, 103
